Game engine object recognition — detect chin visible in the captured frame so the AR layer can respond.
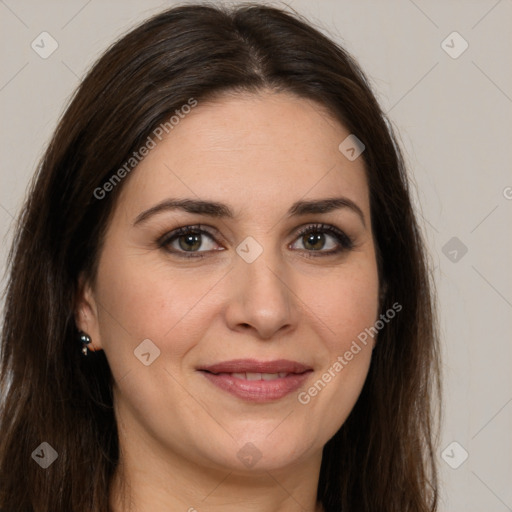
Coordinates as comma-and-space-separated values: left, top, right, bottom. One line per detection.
202, 430, 318, 473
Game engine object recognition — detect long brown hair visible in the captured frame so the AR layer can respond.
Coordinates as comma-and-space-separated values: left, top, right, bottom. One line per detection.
0, 3, 441, 511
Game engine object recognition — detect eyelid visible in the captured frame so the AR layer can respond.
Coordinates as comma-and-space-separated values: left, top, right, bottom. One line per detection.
157, 224, 221, 250
158, 222, 354, 258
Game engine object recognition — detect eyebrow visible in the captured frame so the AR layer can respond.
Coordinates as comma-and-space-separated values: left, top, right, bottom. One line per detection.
133, 196, 366, 227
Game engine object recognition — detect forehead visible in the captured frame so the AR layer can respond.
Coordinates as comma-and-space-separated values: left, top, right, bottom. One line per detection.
116, 91, 369, 219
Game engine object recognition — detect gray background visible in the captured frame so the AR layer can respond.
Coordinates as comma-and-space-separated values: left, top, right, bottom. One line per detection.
1, 0, 511, 510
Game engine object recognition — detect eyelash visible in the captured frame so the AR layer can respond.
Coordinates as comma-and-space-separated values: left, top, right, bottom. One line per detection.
157, 223, 354, 259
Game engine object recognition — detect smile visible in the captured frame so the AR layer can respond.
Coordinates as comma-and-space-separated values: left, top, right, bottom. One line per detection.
218, 372, 289, 380
198, 359, 313, 402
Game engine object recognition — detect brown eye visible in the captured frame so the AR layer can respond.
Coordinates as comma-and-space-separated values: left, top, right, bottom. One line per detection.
301, 232, 328, 251
290, 224, 354, 256
177, 232, 203, 252
158, 225, 222, 258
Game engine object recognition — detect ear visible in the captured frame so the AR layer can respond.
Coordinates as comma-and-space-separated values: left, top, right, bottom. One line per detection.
75, 273, 103, 352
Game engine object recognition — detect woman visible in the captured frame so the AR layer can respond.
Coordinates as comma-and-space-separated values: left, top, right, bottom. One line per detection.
0, 3, 441, 511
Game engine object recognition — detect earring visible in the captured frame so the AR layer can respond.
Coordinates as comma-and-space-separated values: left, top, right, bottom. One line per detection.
80, 332, 91, 356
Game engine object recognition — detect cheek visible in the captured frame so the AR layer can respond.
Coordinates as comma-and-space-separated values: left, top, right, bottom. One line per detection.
95, 252, 221, 363
308, 258, 380, 352
294, 257, 379, 435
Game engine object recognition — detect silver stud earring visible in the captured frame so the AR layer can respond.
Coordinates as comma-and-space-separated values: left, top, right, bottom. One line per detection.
80, 332, 91, 356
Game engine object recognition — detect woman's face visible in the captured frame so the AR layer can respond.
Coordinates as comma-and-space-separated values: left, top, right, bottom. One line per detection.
78, 91, 380, 473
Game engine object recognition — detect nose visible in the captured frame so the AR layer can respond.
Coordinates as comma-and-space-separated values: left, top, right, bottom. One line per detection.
224, 245, 298, 340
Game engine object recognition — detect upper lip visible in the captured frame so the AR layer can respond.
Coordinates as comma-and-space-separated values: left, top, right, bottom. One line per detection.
198, 359, 312, 374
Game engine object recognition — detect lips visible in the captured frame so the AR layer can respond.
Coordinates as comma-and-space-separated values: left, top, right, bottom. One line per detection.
198, 359, 313, 402
199, 359, 312, 375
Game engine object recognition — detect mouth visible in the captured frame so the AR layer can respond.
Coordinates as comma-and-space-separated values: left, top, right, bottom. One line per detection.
209, 371, 291, 380
197, 359, 313, 402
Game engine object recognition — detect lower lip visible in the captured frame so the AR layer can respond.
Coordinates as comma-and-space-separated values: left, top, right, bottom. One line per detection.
200, 371, 312, 402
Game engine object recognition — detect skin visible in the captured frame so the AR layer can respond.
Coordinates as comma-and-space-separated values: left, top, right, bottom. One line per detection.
76, 90, 380, 512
